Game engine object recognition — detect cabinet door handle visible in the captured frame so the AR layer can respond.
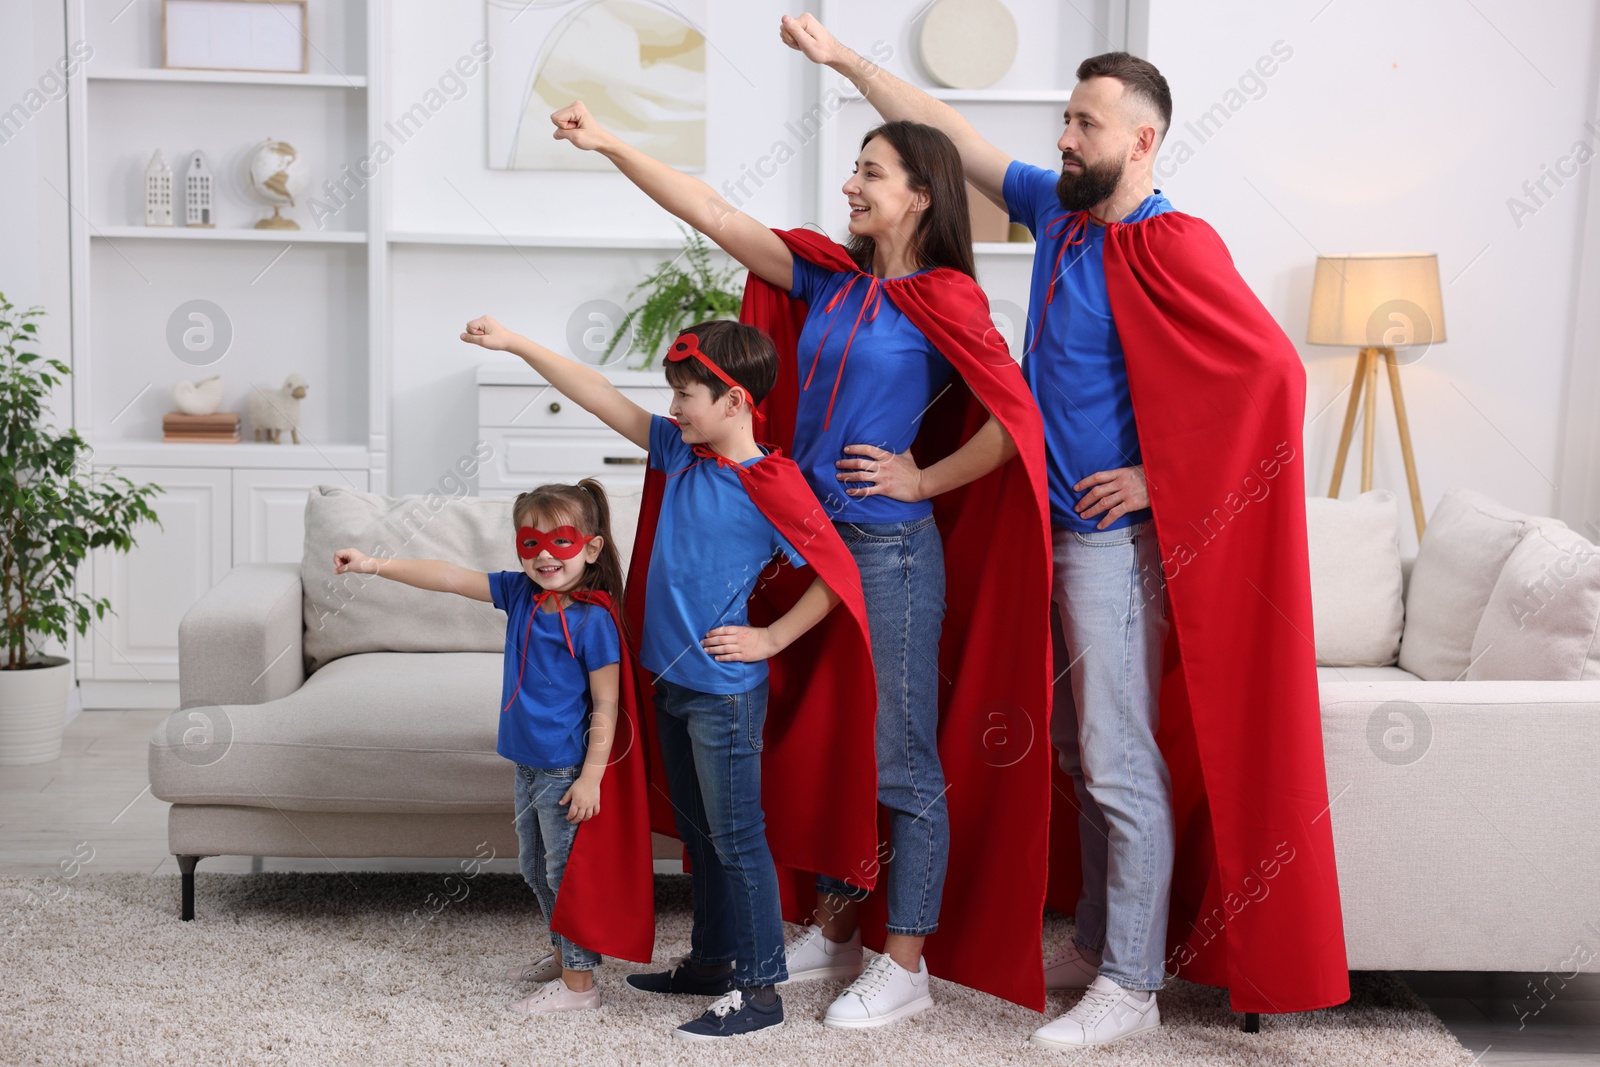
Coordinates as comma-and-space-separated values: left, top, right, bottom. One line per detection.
548, 402, 561, 414
602, 456, 647, 465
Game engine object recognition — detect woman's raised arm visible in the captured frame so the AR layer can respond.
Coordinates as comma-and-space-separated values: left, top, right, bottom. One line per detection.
552, 101, 794, 292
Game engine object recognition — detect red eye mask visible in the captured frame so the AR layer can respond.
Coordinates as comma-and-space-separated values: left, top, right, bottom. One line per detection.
515, 526, 593, 561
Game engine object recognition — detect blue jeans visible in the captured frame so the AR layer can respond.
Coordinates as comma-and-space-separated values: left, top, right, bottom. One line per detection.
514, 762, 601, 971
1050, 521, 1175, 991
815, 515, 949, 937
654, 677, 787, 986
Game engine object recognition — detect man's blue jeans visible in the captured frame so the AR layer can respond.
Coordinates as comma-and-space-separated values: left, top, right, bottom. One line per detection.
816, 515, 949, 937
654, 677, 788, 987
514, 762, 602, 971
1050, 520, 1175, 991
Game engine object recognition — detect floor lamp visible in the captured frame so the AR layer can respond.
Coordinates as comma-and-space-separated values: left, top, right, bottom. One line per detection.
1306, 253, 1446, 539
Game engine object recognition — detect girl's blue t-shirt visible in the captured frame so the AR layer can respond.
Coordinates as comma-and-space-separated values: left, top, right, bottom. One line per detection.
788, 257, 955, 524
640, 414, 806, 695
488, 570, 620, 769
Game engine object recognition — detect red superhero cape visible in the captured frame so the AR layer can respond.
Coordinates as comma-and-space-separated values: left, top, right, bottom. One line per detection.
1057, 211, 1348, 1012
544, 589, 655, 964
741, 229, 1055, 1011
622, 438, 882, 902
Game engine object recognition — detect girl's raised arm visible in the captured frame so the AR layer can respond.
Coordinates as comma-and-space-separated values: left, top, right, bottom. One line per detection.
551, 101, 794, 293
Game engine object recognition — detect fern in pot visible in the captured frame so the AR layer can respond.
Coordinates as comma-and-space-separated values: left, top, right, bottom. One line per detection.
1, 293, 162, 764
607, 227, 745, 367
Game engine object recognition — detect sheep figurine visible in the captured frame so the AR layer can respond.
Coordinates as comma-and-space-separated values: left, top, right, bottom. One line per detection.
248, 373, 309, 443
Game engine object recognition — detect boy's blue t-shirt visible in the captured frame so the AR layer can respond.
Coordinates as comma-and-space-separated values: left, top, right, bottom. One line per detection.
488, 570, 620, 769
640, 414, 807, 695
788, 257, 955, 524
1003, 159, 1172, 532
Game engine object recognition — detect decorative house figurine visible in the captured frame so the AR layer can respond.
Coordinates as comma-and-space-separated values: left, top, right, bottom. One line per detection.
144, 150, 173, 226
184, 151, 214, 227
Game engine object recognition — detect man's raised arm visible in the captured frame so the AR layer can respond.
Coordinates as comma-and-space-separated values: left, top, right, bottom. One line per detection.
780, 13, 1015, 211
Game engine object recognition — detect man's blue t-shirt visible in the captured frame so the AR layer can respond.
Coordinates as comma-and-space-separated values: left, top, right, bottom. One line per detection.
488, 570, 620, 769
640, 414, 807, 695
1003, 159, 1172, 532
789, 258, 955, 524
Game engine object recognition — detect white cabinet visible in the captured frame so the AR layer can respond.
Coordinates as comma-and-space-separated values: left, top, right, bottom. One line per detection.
80, 463, 367, 707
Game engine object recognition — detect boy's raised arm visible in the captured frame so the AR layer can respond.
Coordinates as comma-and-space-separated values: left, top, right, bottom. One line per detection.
461, 316, 652, 451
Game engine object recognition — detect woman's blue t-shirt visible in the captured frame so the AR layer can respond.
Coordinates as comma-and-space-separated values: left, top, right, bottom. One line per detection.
488, 570, 620, 769
640, 414, 806, 695
788, 257, 955, 524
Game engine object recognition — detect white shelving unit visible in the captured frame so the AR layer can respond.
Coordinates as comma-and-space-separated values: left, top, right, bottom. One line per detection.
63, 0, 388, 708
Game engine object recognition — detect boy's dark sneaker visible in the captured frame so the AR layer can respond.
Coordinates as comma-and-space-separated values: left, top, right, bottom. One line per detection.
625, 955, 736, 996
674, 990, 784, 1041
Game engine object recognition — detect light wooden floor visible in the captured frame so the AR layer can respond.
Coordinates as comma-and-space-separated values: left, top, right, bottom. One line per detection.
3, 709, 1598, 1064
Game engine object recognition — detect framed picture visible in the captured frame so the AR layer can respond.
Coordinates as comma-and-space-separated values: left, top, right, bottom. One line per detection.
162, 0, 309, 75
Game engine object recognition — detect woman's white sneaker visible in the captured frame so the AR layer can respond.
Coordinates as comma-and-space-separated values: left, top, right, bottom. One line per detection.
823, 953, 934, 1029
1042, 941, 1101, 990
510, 978, 601, 1014
781, 924, 864, 983
1029, 974, 1159, 1048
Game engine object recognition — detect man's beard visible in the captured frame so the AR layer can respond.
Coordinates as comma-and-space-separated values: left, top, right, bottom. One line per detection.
1055, 154, 1125, 213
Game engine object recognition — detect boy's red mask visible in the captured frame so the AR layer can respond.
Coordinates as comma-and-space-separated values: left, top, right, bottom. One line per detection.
515, 526, 593, 560
667, 332, 766, 424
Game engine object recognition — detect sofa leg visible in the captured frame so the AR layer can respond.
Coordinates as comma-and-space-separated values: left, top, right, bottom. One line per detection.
1242, 1012, 1260, 1033
177, 855, 201, 921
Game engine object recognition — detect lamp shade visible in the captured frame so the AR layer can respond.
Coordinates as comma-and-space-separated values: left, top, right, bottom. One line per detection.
1306, 253, 1446, 349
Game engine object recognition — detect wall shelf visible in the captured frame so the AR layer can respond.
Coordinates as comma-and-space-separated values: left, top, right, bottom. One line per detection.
88, 69, 366, 88
91, 225, 367, 244
388, 231, 686, 251
88, 441, 372, 468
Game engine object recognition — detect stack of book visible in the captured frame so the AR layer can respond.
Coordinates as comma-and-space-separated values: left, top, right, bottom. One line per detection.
163, 411, 240, 443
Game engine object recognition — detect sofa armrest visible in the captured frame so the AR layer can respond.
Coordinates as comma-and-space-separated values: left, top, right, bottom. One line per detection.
177, 563, 306, 709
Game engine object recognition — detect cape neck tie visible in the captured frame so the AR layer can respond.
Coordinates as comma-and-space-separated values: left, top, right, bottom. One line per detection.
1027, 210, 1107, 357
804, 272, 886, 432
667, 442, 752, 480
502, 588, 579, 713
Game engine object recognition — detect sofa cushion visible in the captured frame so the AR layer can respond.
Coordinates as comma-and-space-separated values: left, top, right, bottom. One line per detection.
1468, 523, 1600, 681
1398, 489, 1529, 681
301, 486, 514, 672
149, 652, 510, 813
1305, 491, 1404, 666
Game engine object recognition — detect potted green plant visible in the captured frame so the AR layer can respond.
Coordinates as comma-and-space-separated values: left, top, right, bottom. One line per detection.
1, 293, 162, 764
607, 227, 745, 367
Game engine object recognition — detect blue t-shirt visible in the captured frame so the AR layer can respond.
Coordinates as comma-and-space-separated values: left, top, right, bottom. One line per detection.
640, 415, 807, 695
1004, 159, 1172, 532
488, 570, 620, 769
789, 258, 955, 524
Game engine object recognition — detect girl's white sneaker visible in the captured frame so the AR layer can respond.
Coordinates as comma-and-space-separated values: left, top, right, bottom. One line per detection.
511, 978, 601, 1014
823, 953, 934, 1029
504, 953, 561, 983
781, 924, 864, 983
1029, 975, 1160, 1048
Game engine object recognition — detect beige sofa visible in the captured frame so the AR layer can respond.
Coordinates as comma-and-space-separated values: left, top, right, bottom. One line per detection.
151, 486, 1600, 978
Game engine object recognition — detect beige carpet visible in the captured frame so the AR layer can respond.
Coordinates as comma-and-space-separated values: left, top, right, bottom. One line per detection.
1, 871, 1475, 1066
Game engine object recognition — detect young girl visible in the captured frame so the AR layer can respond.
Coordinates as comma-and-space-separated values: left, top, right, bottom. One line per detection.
333, 479, 627, 1015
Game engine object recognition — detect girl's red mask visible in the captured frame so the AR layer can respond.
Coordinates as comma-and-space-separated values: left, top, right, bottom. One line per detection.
515, 525, 593, 560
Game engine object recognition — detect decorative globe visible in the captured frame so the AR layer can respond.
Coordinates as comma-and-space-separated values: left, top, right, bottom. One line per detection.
243, 139, 307, 230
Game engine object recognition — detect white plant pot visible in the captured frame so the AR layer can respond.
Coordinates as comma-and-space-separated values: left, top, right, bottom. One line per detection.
0, 655, 71, 765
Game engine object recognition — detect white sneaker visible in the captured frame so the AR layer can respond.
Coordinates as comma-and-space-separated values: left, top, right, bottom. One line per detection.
823, 953, 934, 1030
504, 952, 561, 983
1043, 941, 1101, 990
511, 978, 601, 1014
781, 924, 864, 983
1029, 974, 1160, 1048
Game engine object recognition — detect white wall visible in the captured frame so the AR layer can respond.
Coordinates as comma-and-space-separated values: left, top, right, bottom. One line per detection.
1146, 0, 1600, 552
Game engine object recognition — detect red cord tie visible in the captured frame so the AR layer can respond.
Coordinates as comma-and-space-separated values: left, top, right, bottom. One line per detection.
666, 442, 749, 480
804, 274, 883, 432
1026, 211, 1104, 356
502, 588, 578, 714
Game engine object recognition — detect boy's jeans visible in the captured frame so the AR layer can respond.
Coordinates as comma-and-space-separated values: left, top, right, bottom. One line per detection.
1050, 520, 1175, 992
654, 677, 788, 987
514, 762, 602, 971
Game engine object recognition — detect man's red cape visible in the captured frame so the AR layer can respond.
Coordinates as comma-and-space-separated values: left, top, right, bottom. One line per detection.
544, 589, 655, 963
741, 229, 1056, 1011
1044, 211, 1347, 1013
622, 439, 883, 909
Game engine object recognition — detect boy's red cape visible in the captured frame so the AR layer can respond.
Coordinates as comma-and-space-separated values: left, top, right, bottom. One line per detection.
741, 229, 1056, 1011
622, 438, 884, 911
541, 589, 655, 963
1058, 210, 1347, 1012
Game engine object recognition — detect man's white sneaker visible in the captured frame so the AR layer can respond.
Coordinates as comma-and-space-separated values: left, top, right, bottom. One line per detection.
781, 924, 864, 983
1029, 974, 1159, 1048
1042, 941, 1101, 991
823, 953, 934, 1030
504, 952, 561, 983
510, 978, 601, 1014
